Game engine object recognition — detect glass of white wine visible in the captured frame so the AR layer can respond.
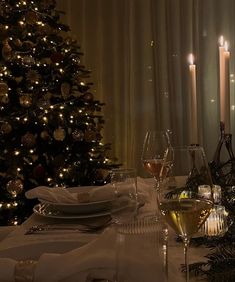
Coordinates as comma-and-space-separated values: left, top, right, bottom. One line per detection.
158, 146, 214, 282
141, 130, 171, 192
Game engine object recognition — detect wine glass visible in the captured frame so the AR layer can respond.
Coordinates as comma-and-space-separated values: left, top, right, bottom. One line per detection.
110, 168, 138, 225
141, 130, 171, 280
158, 146, 214, 282
141, 130, 171, 192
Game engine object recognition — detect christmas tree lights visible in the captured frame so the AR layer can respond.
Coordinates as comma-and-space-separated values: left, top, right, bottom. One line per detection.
0, 0, 118, 225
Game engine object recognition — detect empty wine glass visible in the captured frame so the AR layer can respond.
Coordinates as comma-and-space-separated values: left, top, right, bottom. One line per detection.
158, 146, 214, 282
110, 168, 138, 225
141, 130, 171, 192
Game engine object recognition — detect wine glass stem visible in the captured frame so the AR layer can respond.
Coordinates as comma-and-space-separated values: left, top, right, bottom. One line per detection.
183, 238, 190, 282
154, 177, 160, 192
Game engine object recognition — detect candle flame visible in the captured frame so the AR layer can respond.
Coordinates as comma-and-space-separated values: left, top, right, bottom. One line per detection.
219, 35, 224, 47
188, 53, 194, 65
224, 41, 229, 51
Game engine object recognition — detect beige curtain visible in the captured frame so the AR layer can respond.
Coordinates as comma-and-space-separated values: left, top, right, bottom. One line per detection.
57, 0, 235, 175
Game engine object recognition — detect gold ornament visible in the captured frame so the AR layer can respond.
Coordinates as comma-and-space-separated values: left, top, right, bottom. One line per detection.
0, 82, 8, 95
6, 179, 24, 197
53, 128, 66, 141
15, 76, 23, 84
13, 38, 22, 47
22, 56, 35, 66
21, 132, 36, 148
1, 122, 12, 134
83, 92, 94, 102
0, 95, 9, 104
19, 94, 33, 108
61, 82, 70, 99
40, 130, 50, 140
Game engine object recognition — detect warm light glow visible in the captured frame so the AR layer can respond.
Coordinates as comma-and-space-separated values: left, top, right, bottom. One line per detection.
188, 53, 194, 65
224, 41, 229, 52
219, 35, 224, 47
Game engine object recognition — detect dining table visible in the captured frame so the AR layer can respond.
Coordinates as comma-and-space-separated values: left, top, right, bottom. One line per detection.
0, 179, 208, 282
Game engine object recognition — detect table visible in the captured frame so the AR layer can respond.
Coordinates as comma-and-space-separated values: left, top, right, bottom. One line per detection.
0, 182, 209, 281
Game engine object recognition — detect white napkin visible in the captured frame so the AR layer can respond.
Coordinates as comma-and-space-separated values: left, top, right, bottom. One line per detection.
25, 187, 84, 204
34, 228, 116, 282
25, 178, 154, 204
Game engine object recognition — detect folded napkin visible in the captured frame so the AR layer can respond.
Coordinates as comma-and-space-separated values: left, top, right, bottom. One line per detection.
25, 177, 153, 204
25, 186, 89, 204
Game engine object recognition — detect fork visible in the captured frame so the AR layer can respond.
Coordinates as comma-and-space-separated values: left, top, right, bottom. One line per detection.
25, 218, 112, 235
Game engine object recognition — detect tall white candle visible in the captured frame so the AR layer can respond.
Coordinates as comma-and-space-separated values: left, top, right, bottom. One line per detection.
224, 41, 230, 133
219, 36, 225, 127
188, 54, 198, 144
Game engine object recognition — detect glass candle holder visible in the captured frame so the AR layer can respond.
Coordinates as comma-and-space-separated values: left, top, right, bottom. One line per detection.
212, 185, 222, 204
199, 205, 229, 237
198, 184, 222, 204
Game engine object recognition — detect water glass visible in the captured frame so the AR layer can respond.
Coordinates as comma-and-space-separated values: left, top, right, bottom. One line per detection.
115, 216, 165, 282
110, 168, 138, 224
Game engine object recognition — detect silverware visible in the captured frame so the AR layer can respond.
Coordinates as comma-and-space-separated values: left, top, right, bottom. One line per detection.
25, 218, 112, 235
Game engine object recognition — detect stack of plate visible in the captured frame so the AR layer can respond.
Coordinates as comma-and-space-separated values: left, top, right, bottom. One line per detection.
33, 186, 114, 219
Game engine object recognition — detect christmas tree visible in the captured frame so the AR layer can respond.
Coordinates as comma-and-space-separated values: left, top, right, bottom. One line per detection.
0, 0, 118, 225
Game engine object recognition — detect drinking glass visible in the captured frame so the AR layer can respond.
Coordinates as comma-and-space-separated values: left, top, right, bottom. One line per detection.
141, 130, 171, 192
115, 216, 165, 282
110, 168, 138, 225
158, 146, 214, 282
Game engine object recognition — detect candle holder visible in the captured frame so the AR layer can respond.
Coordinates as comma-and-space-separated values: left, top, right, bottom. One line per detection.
209, 122, 235, 190
208, 122, 235, 237
197, 184, 230, 237
199, 205, 229, 237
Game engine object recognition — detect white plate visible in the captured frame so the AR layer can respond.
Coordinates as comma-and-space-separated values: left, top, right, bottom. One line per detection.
39, 198, 113, 215
0, 240, 85, 260
33, 204, 111, 219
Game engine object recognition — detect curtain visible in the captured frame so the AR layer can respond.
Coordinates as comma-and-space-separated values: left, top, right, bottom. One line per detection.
57, 0, 235, 176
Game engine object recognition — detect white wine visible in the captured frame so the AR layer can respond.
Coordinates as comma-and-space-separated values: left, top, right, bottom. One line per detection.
159, 199, 213, 238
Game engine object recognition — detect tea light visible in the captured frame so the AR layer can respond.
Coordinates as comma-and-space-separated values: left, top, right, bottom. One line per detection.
198, 184, 222, 203
212, 185, 222, 204
201, 205, 228, 237
198, 185, 211, 199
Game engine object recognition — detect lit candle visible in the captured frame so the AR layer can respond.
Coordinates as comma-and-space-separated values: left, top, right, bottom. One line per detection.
198, 185, 211, 199
203, 206, 228, 237
219, 36, 225, 127
224, 41, 230, 133
188, 54, 198, 144
212, 185, 222, 204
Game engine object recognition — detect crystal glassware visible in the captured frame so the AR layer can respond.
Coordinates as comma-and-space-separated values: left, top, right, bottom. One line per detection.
141, 130, 171, 192
115, 216, 165, 282
110, 168, 138, 225
158, 146, 214, 282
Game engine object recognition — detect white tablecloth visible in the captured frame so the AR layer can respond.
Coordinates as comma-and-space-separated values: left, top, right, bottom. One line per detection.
0, 180, 208, 281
